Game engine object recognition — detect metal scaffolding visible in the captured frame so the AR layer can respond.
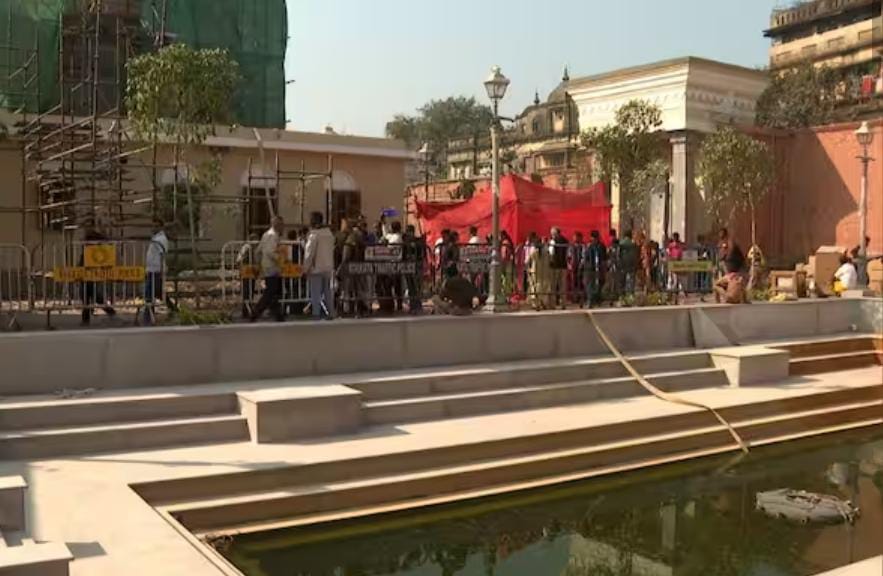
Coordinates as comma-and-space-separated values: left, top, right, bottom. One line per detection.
0, 0, 332, 271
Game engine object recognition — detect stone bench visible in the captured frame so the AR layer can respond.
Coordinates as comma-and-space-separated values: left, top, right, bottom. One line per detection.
710, 346, 790, 387
237, 385, 363, 443
0, 477, 26, 532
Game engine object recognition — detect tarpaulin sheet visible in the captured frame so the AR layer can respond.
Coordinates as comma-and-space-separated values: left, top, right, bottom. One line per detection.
416, 175, 611, 245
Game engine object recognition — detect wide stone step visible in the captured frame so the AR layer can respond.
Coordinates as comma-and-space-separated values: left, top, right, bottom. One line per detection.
347, 352, 713, 401
0, 415, 250, 460
166, 400, 882, 534
782, 337, 881, 359
0, 392, 238, 432
135, 384, 883, 507
790, 351, 882, 376
363, 368, 730, 425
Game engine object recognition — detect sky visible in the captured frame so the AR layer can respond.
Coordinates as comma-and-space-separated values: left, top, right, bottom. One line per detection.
285, 0, 788, 137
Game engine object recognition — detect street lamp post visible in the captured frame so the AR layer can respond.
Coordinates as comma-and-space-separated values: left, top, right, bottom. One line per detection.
418, 142, 431, 201
483, 65, 510, 312
855, 121, 875, 287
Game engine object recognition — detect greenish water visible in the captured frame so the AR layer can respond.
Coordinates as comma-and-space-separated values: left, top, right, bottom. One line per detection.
224, 430, 883, 576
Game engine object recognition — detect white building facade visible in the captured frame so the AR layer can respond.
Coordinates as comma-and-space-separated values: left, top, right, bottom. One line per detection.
568, 57, 769, 241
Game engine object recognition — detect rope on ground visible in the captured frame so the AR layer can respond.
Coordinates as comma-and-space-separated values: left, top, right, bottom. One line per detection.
586, 312, 749, 454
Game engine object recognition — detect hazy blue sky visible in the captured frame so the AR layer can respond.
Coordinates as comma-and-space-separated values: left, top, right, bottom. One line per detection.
285, 0, 786, 137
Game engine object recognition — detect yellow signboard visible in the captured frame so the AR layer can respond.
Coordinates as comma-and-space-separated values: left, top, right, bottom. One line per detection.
239, 264, 303, 279
83, 244, 117, 268
668, 261, 714, 273
53, 266, 145, 283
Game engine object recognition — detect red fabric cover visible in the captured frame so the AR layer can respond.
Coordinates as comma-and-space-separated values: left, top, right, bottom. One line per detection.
416, 175, 611, 245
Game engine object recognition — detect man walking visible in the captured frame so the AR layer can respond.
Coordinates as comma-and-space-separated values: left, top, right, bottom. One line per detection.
304, 211, 336, 320
251, 216, 285, 322
144, 218, 168, 325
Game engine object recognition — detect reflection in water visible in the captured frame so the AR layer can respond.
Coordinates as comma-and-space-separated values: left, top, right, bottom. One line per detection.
225, 432, 883, 576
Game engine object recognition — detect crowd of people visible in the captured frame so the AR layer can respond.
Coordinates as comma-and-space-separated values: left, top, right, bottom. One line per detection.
68, 216, 875, 326
240, 212, 765, 321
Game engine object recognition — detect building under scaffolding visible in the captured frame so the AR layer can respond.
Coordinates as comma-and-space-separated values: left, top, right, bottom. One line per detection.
0, 0, 301, 256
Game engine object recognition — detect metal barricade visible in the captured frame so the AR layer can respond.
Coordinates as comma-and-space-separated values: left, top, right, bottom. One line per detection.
32, 241, 151, 326
0, 244, 32, 330
220, 240, 310, 317
662, 256, 716, 303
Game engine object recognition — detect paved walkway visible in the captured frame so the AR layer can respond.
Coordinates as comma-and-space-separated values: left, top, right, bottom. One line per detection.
815, 557, 883, 576
2, 367, 880, 576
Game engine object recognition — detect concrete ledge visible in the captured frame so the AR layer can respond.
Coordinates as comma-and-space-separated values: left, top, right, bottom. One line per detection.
710, 346, 790, 387
814, 557, 883, 576
238, 386, 363, 442
1, 300, 877, 396
0, 476, 26, 532
0, 542, 72, 576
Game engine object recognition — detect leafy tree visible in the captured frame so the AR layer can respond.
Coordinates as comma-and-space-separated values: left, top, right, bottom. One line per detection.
581, 100, 666, 229
386, 96, 493, 175
756, 62, 838, 129
126, 44, 240, 304
696, 126, 775, 247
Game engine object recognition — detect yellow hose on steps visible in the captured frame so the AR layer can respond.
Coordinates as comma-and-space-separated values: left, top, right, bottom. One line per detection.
587, 312, 749, 454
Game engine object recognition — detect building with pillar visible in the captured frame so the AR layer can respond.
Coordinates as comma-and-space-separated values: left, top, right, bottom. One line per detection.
568, 57, 769, 241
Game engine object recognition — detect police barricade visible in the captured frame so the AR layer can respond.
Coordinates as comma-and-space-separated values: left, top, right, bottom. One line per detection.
662, 254, 716, 303
220, 240, 308, 317
339, 244, 419, 315
31, 241, 151, 326
0, 244, 32, 330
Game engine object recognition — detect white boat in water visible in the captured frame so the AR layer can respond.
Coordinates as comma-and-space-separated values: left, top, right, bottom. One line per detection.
756, 489, 859, 524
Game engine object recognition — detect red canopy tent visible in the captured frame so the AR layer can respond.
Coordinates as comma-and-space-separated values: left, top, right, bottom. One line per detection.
415, 175, 611, 245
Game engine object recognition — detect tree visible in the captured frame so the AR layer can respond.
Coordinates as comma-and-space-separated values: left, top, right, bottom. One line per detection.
386, 96, 493, 176
696, 126, 775, 247
756, 62, 838, 129
126, 44, 240, 304
581, 100, 666, 230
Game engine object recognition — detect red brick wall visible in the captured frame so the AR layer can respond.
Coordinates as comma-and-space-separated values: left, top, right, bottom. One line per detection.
737, 121, 883, 265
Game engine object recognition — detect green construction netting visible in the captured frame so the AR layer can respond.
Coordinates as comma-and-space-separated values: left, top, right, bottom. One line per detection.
0, 0, 287, 127
142, 0, 287, 128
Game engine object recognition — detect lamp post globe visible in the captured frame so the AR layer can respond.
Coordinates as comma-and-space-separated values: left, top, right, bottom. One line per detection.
484, 66, 510, 113
855, 121, 873, 147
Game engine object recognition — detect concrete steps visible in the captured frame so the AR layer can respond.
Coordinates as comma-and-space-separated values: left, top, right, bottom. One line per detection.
0, 392, 238, 431
0, 414, 249, 460
148, 383, 883, 534
790, 351, 882, 376
347, 352, 713, 402
364, 368, 729, 425
777, 336, 883, 376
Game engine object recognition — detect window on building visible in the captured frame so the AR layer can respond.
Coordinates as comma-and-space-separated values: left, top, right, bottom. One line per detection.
858, 29, 873, 43
330, 170, 361, 230
827, 36, 846, 50
802, 44, 817, 56
244, 187, 278, 236
332, 190, 361, 230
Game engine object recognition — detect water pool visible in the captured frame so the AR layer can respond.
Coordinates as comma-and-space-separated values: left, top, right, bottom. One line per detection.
223, 430, 883, 576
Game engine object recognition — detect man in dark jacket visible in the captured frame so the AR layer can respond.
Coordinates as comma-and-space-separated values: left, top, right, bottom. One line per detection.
549, 227, 569, 309
583, 230, 607, 308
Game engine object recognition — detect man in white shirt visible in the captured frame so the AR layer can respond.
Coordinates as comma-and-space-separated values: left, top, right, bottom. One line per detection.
144, 219, 169, 325
304, 211, 336, 320
834, 255, 858, 294
251, 216, 285, 322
